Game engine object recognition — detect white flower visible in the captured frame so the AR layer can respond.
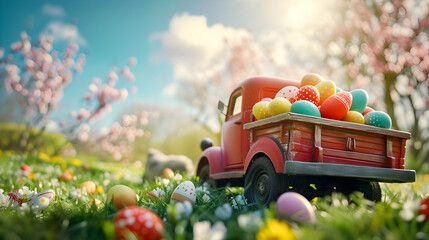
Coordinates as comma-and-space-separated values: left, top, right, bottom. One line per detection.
17, 186, 35, 200
193, 221, 226, 240
0, 193, 12, 208
175, 201, 193, 220
202, 194, 211, 203
215, 203, 232, 220
162, 178, 170, 187
70, 187, 88, 199
231, 195, 248, 209
173, 173, 183, 181
151, 187, 166, 198
238, 211, 263, 229
196, 183, 210, 195
399, 198, 421, 221
31, 197, 50, 212
50, 178, 60, 187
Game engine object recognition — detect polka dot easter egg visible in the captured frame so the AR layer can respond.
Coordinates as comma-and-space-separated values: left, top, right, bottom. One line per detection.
275, 86, 299, 103
252, 101, 270, 120
114, 206, 164, 240
297, 85, 320, 106
364, 111, 392, 129
269, 97, 291, 116
342, 111, 365, 124
301, 73, 324, 87
171, 180, 196, 207
315, 80, 336, 104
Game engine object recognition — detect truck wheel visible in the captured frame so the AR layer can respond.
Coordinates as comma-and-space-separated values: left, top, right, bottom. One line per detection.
197, 165, 216, 187
244, 156, 280, 206
358, 181, 382, 202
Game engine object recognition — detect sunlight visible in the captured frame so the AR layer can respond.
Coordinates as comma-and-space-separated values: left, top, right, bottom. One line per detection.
283, 0, 332, 30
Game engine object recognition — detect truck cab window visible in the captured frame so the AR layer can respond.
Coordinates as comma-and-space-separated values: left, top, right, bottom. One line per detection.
230, 94, 242, 117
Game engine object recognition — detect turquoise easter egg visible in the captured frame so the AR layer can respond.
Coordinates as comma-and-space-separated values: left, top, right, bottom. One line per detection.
350, 89, 368, 113
336, 87, 342, 93
291, 100, 321, 118
364, 111, 392, 129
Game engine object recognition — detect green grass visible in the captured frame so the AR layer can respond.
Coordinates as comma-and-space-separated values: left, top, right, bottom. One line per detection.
0, 151, 429, 240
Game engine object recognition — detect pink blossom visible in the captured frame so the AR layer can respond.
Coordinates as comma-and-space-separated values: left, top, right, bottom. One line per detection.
128, 57, 137, 66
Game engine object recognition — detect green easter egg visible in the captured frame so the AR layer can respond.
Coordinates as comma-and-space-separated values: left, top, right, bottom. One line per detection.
291, 100, 321, 118
350, 89, 368, 113
364, 111, 392, 129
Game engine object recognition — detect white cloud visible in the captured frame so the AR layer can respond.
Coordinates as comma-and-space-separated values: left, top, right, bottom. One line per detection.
43, 21, 86, 45
150, 13, 250, 81
42, 4, 66, 17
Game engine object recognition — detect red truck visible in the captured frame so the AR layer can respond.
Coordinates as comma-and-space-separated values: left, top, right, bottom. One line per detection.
196, 76, 415, 205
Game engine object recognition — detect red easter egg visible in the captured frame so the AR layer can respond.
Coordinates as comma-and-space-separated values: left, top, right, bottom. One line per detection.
320, 91, 352, 120
20, 164, 32, 173
7, 190, 22, 204
114, 206, 164, 240
419, 196, 429, 221
297, 85, 320, 106
362, 106, 375, 116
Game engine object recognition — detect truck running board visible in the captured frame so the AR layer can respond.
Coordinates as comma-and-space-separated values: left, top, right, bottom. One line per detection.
284, 161, 415, 183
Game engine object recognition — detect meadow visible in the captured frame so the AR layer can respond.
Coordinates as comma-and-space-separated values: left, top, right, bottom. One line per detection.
0, 150, 429, 240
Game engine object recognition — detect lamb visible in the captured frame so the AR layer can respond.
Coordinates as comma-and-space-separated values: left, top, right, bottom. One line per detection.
142, 148, 194, 181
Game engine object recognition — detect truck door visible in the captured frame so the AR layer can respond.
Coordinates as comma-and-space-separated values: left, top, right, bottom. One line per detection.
222, 89, 243, 167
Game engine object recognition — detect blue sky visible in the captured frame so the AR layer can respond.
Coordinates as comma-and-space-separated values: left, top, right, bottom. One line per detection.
0, 0, 338, 132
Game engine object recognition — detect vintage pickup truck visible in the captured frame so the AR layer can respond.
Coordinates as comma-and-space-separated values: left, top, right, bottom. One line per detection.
196, 76, 415, 205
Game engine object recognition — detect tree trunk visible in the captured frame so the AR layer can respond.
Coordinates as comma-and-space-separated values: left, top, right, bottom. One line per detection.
384, 72, 400, 130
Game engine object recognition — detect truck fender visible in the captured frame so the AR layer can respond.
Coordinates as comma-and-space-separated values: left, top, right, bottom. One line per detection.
196, 146, 223, 176
244, 137, 286, 174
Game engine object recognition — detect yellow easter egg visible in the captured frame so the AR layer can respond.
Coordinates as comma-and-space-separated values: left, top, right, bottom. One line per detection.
269, 97, 292, 116
81, 181, 96, 194
342, 111, 365, 124
315, 80, 336, 104
301, 73, 324, 87
252, 101, 270, 120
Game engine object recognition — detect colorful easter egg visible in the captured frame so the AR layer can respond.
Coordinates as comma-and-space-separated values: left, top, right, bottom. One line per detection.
7, 190, 22, 204
252, 101, 270, 120
171, 180, 196, 207
276, 192, 316, 224
320, 91, 353, 120
81, 181, 96, 194
290, 100, 321, 118
20, 164, 32, 174
107, 185, 138, 210
419, 196, 429, 221
60, 172, 72, 181
349, 89, 368, 113
297, 85, 320, 106
275, 86, 299, 103
114, 206, 164, 240
301, 73, 324, 86
33, 189, 55, 204
163, 168, 175, 179
364, 111, 392, 129
88, 198, 102, 208
362, 106, 375, 116
336, 87, 342, 93
315, 80, 336, 104
342, 111, 365, 124
32, 196, 50, 211
269, 97, 292, 116
261, 97, 273, 102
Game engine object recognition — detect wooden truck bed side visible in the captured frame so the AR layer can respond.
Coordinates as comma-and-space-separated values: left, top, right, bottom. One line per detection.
243, 112, 415, 183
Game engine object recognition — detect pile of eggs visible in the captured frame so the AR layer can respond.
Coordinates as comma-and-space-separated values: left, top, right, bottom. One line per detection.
252, 73, 392, 129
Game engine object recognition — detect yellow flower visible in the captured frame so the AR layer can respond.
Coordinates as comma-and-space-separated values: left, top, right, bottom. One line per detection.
66, 168, 74, 176
116, 172, 123, 179
52, 156, 64, 164
96, 186, 105, 194
38, 152, 51, 162
256, 219, 295, 240
71, 158, 82, 167
28, 173, 37, 180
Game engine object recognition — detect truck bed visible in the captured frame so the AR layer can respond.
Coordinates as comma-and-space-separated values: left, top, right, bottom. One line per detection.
243, 112, 415, 183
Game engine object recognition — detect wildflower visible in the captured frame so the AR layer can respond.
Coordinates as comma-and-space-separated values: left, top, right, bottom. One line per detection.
151, 187, 165, 198
196, 183, 210, 195
28, 173, 37, 180
256, 219, 295, 240
116, 172, 123, 179
161, 178, 170, 187
231, 195, 248, 209
215, 203, 232, 220
96, 185, 104, 194
51, 156, 64, 164
17, 186, 35, 200
238, 211, 263, 230
173, 173, 183, 182
399, 198, 421, 221
202, 194, 211, 202
38, 152, 51, 162
70, 187, 88, 199
0, 193, 12, 208
193, 221, 226, 240
175, 201, 193, 220
71, 158, 82, 167
50, 178, 60, 187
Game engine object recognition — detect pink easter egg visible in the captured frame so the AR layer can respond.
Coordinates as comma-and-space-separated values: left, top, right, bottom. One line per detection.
275, 86, 299, 104
276, 192, 315, 224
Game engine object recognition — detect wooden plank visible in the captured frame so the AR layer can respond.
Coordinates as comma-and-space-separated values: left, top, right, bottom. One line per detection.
323, 156, 384, 168
314, 125, 323, 163
244, 112, 411, 139
323, 148, 385, 163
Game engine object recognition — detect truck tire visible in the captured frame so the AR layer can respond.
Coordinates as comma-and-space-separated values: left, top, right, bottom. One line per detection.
244, 156, 281, 206
358, 181, 382, 202
197, 165, 216, 187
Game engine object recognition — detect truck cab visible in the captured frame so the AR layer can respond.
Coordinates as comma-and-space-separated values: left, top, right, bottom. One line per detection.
196, 76, 415, 205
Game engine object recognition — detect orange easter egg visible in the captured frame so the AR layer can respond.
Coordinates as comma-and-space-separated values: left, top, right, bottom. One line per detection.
320, 92, 352, 120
